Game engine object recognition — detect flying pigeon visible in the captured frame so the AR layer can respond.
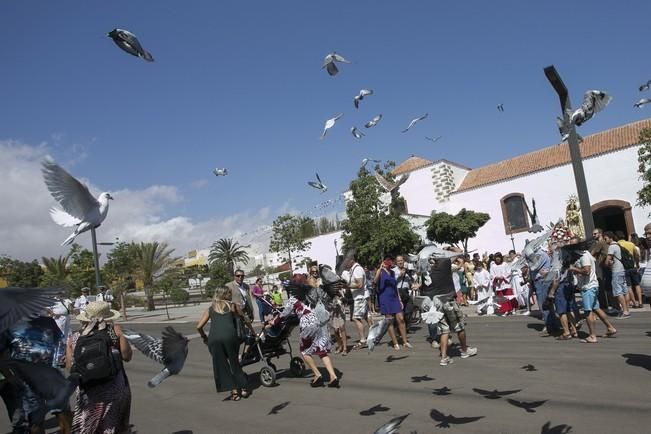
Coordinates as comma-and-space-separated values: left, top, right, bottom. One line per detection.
541, 422, 573, 434
125, 326, 189, 387
0, 287, 63, 333
432, 386, 453, 396
402, 113, 428, 133
555, 116, 584, 143
506, 398, 548, 413
213, 168, 228, 176
497, 104, 505, 112
361, 158, 381, 169
360, 404, 390, 416
268, 401, 290, 415
373, 170, 409, 193
351, 127, 365, 140
367, 318, 390, 352
385, 355, 408, 363
639, 80, 651, 92
525, 198, 544, 233
322, 52, 351, 76
354, 89, 373, 109
308, 173, 327, 193
107, 28, 154, 62
374, 414, 409, 434
569, 90, 611, 126
634, 98, 651, 108
429, 409, 485, 428
410, 375, 434, 383
42, 160, 114, 246
521, 364, 537, 372
0, 360, 81, 426
365, 114, 383, 128
425, 136, 442, 143
472, 388, 522, 400
321, 113, 343, 139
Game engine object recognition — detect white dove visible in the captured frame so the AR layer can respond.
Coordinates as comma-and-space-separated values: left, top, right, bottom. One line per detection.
402, 113, 428, 133
353, 89, 373, 109
213, 168, 228, 176
322, 51, 351, 76
42, 160, 113, 246
373, 170, 409, 192
365, 114, 383, 128
634, 98, 651, 108
351, 127, 365, 139
569, 90, 611, 126
321, 113, 343, 139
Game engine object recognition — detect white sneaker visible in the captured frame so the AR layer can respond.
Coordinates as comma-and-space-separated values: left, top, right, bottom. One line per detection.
460, 347, 478, 358
521, 310, 531, 316
431, 341, 440, 349
440, 356, 453, 366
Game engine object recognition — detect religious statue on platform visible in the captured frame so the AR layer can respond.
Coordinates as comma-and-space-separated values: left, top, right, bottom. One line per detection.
564, 195, 584, 240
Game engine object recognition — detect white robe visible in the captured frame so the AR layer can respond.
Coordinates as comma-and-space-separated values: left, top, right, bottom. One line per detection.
473, 269, 492, 302
489, 262, 512, 292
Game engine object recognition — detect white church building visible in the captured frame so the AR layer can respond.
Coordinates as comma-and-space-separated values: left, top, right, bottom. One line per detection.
295, 118, 651, 267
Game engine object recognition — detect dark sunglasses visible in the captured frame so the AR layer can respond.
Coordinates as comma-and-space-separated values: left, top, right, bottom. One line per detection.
235, 274, 244, 278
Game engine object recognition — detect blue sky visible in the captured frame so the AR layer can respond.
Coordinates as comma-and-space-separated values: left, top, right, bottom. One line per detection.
2, 0, 651, 257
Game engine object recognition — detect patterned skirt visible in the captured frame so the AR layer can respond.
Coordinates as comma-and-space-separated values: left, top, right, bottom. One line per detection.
299, 313, 331, 358
71, 371, 131, 434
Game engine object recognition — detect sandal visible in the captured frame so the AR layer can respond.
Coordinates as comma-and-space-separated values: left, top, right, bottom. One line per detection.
580, 337, 598, 344
556, 334, 573, 341
605, 329, 617, 338
230, 391, 241, 401
240, 389, 250, 398
310, 376, 324, 387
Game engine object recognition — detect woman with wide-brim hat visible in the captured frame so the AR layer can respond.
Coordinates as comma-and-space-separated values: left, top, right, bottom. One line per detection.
65, 301, 133, 434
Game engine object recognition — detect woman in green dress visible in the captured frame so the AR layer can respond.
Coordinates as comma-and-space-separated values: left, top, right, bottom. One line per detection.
197, 287, 250, 401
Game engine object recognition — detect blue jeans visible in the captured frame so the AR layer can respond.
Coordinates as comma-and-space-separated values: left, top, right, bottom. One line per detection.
534, 278, 559, 331
256, 298, 266, 321
428, 323, 439, 341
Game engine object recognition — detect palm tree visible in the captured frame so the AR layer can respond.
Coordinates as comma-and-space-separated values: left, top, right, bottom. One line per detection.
41, 254, 71, 287
208, 238, 250, 277
133, 242, 177, 311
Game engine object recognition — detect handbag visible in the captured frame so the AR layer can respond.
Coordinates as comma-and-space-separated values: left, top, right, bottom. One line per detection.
313, 300, 331, 326
233, 314, 246, 342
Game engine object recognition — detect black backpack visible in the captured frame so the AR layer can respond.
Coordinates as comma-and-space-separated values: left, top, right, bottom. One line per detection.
72, 328, 121, 386
615, 243, 636, 270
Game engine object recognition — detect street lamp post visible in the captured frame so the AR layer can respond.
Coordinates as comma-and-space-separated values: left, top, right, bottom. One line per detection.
90, 228, 102, 288
544, 65, 595, 237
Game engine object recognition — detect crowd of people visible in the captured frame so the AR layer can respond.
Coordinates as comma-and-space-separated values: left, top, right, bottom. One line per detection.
2, 224, 650, 432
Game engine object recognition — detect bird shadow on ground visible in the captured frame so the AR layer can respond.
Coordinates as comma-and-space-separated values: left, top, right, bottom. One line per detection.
645, 331, 651, 338
540, 421, 573, 433
621, 353, 651, 371
170, 431, 193, 434
385, 355, 409, 363
526, 323, 545, 332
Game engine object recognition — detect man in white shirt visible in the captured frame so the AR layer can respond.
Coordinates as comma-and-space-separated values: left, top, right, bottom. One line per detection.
604, 231, 630, 319
340, 253, 369, 349
73, 287, 90, 313
96, 285, 113, 304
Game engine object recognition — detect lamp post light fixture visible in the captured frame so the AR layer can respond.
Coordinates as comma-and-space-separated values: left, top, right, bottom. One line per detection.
544, 65, 595, 237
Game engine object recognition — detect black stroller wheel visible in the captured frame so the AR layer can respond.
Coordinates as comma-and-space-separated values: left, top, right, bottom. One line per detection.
260, 366, 276, 387
289, 357, 305, 377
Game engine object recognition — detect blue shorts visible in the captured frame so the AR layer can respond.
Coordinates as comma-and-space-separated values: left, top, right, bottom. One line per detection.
554, 283, 577, 314
611, 271, 628, 297
581, 287, 600, 312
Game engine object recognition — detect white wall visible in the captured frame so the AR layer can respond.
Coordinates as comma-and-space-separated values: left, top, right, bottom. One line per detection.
399, 165, 439, 215
293, 230, 344, 268
446, 146, 651, 254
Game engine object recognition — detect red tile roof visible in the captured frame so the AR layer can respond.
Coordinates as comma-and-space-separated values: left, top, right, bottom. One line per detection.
392, 155, 433, 175
455, 119, 651, 192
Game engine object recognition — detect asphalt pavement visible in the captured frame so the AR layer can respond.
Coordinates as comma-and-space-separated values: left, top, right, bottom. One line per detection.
3, 313, 651, 434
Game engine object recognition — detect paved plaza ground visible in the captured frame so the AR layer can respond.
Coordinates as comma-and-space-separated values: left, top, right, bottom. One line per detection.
3, 310, 651, 434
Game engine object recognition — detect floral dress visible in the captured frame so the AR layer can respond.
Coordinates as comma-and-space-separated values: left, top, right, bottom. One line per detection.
275, 295, 331, 358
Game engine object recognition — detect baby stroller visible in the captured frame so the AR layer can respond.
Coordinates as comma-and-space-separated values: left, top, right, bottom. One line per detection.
240, 297, 304, 387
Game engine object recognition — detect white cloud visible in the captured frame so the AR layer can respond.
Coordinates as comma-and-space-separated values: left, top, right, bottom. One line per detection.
0, 140, 279, 261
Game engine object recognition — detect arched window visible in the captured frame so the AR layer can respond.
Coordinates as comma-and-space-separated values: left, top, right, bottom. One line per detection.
501, 193, 530, 234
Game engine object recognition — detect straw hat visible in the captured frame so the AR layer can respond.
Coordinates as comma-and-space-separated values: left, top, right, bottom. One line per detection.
76, 301, 120, 322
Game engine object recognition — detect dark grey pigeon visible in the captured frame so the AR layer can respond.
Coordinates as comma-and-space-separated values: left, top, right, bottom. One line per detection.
525, 198, 544, 233
125, 326, 189, 387
322, 52, 351, 76
354, 89, 373, 108
555, 117, 584, 143
374, 414, 409, 434
351, 127, 365, 140
0, 287, 62, 333
497, 104, 505, 112
402, 113, 428, 133
569, 90, 611, 126
107, 29, 154, 62
425, 136, 442, 143
639, 80, 651, 92
365, 114, 383, 128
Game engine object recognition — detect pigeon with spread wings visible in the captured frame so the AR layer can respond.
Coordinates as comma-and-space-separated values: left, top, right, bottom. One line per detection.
353, 89, 373, 109
42, 160, 114, 246
425, 136, 442, 143
569, 90, 611, 126
374, 414, 409, 434
125, 326, 189, 387
640, 80, 651, 92
213, 168, 228, 177
402, 113, 428, 133
321, 113, 343, 139
634, 98, 651, 108
429, 408, 484, 428
322, 52, 351, 76
351, 127, 365, 140
0, 287, 62, 333
365, 114, 383, 128
308, 173, 328, 193
374, 170, 409, 193
107, 28, 154, 62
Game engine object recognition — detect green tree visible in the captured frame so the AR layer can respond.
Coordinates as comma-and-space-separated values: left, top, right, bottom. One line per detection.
0, 256, 44, 288
637, 127, 651, 208
153, 268, 185, 320
269, 214, 312, 271
204, 260, 231, 298
341, 164, 419, 266
67, 244, 97, 296
133, 242, 178, 311
102, 242, 139, 318
425, 208, 490, 253
40, 254, 71, 288
208, 238, 250, 277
